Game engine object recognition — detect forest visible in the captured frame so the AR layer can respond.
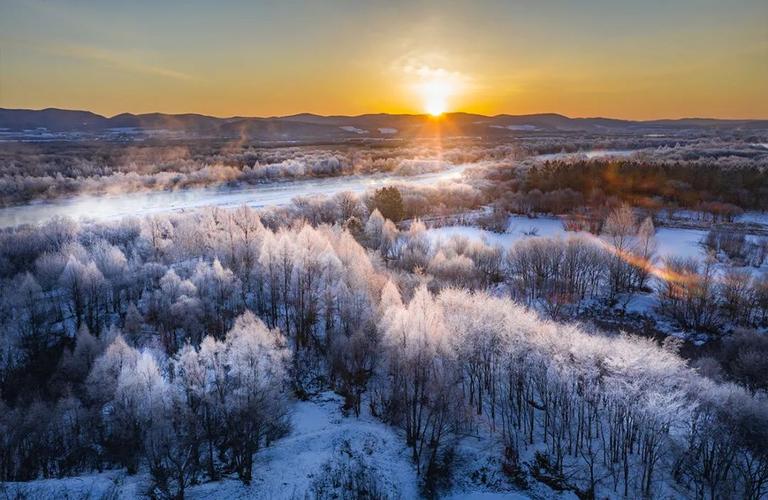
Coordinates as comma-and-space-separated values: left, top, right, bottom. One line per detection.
1, 163, 768, 498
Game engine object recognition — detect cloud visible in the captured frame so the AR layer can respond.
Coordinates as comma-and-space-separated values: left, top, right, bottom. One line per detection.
393, 53, 466, 81
391, 55, 473, 112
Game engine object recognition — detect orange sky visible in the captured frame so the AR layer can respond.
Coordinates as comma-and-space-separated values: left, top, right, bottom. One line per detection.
1, 0, 766, 119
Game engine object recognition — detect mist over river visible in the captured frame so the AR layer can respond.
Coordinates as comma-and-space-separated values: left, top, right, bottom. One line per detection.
0, 150, 640, 228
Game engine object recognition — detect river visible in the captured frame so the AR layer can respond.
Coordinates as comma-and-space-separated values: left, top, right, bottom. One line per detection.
0, 164, 468, 228
0, 150, 642, 228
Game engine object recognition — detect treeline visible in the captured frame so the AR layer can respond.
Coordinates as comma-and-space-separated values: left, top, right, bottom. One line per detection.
529, 160, 768, 210
0, 197, 767, 497
486, 159, 768, 216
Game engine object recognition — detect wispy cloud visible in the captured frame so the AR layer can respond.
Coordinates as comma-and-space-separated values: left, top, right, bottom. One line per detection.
46, 43, 196, 82
391, 54, 475, 112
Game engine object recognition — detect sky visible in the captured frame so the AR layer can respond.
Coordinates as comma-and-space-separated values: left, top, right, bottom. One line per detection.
0, 0, 766, 119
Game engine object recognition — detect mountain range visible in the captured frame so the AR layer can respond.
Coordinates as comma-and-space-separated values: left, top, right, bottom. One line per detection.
2, 108, 767, 141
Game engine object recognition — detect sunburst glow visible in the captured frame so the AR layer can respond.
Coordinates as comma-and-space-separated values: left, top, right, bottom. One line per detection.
407, 65, 464, 116
421, 79, 452, 116
425, 95, 447, 116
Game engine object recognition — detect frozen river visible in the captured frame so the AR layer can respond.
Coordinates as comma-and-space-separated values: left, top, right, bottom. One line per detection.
0, 164, 470, 228
0, 150, 643, 228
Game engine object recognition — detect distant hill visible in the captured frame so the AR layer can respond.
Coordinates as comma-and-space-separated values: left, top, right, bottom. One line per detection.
1, 107, 767, 141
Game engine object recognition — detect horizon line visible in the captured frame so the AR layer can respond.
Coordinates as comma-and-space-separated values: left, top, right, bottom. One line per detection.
2, 106, 767, 123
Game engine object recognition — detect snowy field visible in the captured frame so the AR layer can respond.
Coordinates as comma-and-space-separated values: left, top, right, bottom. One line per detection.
531, 149, 641, 162
427, 215, 710, 262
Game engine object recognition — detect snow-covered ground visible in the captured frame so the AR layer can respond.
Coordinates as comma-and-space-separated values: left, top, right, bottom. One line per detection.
0, 392, 424, 500
427, 215, 710, 262
0, 392, 541, 499
736, 211, 768, 226
0, 392, 548, 499
0, 471, 146, 499
657, 209, 768, 228
532, 149, 641, 162
186, 392, 420, 499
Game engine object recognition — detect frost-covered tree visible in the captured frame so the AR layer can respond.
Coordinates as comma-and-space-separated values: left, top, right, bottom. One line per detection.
601, 205, 638, 300
400, 220, 431, 272
91, 240, 129, 311
657, 256, 721, 332
364, 208, 386, 250
123, 302, 144, 343
59, 257, 110, 335
142, 215, 174, 261
11, 272, 48, 358
719, 269, 755, 324
634, 216, 657, 290
220, 311, 291, 483
55, 325, 103, 386
109, 350, 166, 472
330, 329, 378, 417
86, 334, 139, 406
192, 259, 242, 338
290, 225, 342, 350
380, 219, 401, 264
378, 286, 462, 491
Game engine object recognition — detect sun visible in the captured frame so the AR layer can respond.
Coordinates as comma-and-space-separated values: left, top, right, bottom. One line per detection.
403, 61, 467, 117
425, 96, 446, 116
420, 78, 452, 116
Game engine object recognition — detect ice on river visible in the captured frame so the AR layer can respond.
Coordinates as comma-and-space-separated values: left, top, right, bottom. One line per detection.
0, 150, 647, 228
0, 164, 469, 228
